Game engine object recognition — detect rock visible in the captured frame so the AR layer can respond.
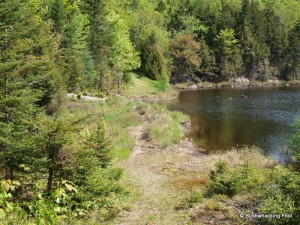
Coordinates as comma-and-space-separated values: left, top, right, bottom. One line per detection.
187, 84, 198, 90
67, 93, 105, 101
235, 77, 250, 86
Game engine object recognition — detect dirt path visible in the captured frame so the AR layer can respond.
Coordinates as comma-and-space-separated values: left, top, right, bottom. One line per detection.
114, 122, 205, 225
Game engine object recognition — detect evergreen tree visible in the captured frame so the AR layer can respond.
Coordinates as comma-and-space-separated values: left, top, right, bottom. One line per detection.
236, 0, 270, 79
84, 118, 112, 168
107, 9, 140, 92
138, 31, 169, 81
286, 20, 300, 80
129, 0, 170, 82
35, 116, 74, 192
214, 28, 242, 80
264, 7, 288, 74
198, 38, 218, 81
48, 0, 95, 93
0, 0, 58, 180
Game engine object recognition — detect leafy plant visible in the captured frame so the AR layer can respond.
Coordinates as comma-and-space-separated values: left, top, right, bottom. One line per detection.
176, 190, 203, 210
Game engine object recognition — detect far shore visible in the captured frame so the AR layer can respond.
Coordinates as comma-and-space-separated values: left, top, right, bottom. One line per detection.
174, 79, 300, 91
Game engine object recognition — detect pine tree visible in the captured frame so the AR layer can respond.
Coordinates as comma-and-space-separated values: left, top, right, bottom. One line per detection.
214, 28, 242, 80
286, 19, 300, 80
138, 31, 169, 81
129, 0, 170, 82
0, 0, 58, 180
198, 38, 218, 81
35, 116, 74, 192
264, 7, 287, 71
236, 0, 270, 79
84, 118, 112, 168
84, 0, 111, 90
48, 0, 95, 93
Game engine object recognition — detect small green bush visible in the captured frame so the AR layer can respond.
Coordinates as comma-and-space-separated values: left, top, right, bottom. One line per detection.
289, 117, 300, 171
207, 162, 244, 197
176, 190, 203, 210
206, 160, 300, 225
123, 72, 135, 85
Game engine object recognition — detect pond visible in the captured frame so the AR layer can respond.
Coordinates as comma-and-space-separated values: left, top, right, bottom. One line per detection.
169, 86, 300, 160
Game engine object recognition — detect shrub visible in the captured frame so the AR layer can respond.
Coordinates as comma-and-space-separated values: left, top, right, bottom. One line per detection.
289, 117, 300, 171
176, 190, 203, 210
206, 161, 300, 225
260, 193, 296, 225
207, 162, 244, 197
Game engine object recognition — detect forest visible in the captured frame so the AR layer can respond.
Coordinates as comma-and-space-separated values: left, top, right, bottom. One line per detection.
1, 0, 300, 224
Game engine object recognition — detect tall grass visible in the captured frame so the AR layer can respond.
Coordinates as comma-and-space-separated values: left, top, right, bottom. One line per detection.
145, 104, 189, 148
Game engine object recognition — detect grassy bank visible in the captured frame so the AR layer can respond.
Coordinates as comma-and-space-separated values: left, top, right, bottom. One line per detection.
65, 96, 188, 161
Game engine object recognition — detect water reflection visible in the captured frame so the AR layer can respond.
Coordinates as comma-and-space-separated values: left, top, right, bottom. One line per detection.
170, 86, 300, 159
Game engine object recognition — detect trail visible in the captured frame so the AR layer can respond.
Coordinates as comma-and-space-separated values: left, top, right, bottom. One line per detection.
114, 123, 204, 225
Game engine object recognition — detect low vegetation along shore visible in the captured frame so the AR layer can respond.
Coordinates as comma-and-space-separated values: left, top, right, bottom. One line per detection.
174, 78, 300, 90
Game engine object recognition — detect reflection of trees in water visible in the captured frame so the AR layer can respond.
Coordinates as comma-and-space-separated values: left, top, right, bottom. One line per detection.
176, 87, 300, 155
191, 114, 275, 150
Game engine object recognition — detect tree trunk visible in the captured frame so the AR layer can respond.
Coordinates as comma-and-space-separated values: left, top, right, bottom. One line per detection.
5, 167, 14, 181
47, 166, 53, 192
47, 150, 55, 192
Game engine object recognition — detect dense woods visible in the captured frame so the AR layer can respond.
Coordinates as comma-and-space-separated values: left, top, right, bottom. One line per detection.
3, 0, 300, 94
1, 0, 300, 224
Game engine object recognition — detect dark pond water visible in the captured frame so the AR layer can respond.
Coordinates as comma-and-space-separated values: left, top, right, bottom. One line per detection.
169, 86, 300, 160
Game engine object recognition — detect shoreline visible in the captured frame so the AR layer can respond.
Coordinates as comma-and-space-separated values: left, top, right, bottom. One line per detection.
174, 79, 300, 90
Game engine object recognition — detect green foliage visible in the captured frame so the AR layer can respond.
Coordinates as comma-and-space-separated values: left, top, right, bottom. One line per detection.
176, 190, 203, 210
214, 29, 238, 56
170, 34, 201, 82
76, 167, 126, 221
34, 115, 76, 192
141, 76, 170, 92
206, 159, 300, 225
259, 165, 300, 225
2, 0, 300, 224
0, 179, 78, 225
83, 118, 112, 168
285, 19, 300, 80
260, 194, 296, 225
0, 180, 25, 223
123, 72, 136, 85
138, 31, 169, 81
289, 117, 300, 171
207, 162, 244, 197
0, 0, 58, 181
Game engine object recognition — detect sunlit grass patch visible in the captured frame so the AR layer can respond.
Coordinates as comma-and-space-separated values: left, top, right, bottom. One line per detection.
146, 106, 189, 148
123, 73, 172, 98
111, 131, 134, 160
